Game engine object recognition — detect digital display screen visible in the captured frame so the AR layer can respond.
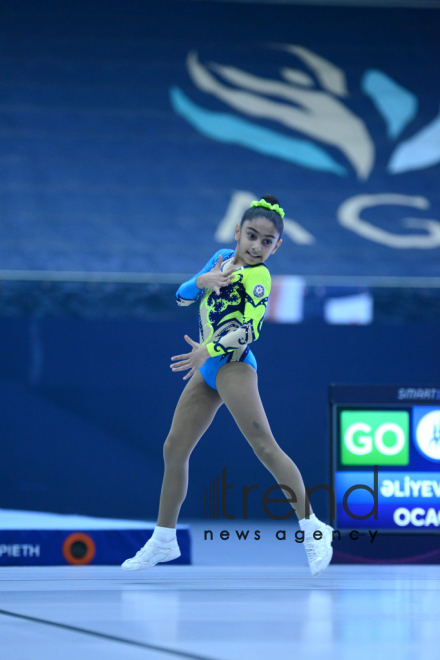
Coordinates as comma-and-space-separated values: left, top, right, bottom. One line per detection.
330, 386, 440, 533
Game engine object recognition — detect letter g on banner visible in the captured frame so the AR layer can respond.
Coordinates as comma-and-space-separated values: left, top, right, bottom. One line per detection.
337, 194, 440, 248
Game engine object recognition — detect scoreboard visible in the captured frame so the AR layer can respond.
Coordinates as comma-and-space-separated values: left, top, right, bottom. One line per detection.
330, 385, 440, 534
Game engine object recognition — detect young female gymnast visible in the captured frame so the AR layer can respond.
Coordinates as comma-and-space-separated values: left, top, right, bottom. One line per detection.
121, 195, 333, 577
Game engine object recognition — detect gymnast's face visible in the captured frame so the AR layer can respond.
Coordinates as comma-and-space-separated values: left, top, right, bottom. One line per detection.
234, 218, 282, 267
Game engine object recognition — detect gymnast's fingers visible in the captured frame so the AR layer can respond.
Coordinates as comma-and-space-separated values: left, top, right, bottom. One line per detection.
183, 368, 195, 380
171, 353, 190, 361
171, 361, 192, 371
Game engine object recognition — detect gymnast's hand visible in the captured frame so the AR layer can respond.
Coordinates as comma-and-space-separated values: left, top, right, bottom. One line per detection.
195, 255, 236, 296
170, 335, 210, 380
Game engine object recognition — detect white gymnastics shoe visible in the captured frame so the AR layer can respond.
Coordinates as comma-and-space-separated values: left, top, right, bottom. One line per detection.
304, 523, 334, 577
121, 538, 181, 571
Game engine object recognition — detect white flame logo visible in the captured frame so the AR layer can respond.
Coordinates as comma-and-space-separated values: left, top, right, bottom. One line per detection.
170, 45, 440, 249
171, 44, 440, 181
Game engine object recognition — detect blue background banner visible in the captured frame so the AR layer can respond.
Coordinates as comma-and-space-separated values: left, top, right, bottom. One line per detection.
0, 0, 439, 277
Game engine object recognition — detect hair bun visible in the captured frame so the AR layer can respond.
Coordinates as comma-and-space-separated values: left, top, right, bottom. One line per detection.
261, 194, 280, 206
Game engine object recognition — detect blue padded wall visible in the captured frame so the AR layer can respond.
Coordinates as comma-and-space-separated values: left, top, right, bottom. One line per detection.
1, 317, 439, 521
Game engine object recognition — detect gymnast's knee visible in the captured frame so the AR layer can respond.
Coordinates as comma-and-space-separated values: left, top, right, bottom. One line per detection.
163, 434, 191, 464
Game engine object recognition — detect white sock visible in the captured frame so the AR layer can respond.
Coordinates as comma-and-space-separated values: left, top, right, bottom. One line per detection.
151, 525, 176, 544
298, 513, 321, 533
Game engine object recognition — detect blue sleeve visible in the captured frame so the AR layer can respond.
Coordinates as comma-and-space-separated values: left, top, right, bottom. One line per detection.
176, 249, 234, 306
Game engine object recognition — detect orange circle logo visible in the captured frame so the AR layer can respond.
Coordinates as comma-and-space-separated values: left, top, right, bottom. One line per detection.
62, 533, 96, 565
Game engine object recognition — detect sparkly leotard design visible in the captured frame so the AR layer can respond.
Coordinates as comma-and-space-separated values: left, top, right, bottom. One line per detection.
176, 249, 271, 389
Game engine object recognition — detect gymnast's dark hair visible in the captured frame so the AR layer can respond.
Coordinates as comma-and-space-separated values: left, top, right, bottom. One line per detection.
240, 194, 284, 239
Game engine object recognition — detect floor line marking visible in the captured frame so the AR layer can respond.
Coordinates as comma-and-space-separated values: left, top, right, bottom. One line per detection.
0, 608, 219, 660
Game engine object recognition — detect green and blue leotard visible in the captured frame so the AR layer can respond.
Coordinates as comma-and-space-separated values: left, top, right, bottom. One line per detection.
176, 249, 271, 390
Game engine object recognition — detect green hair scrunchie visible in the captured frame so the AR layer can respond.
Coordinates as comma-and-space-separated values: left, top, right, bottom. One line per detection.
250, 199, 285, 219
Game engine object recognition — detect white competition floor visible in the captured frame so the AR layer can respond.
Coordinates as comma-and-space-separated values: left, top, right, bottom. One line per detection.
1, 515, 440, 660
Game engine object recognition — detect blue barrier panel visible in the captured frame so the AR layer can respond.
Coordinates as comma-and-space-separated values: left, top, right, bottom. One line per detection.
0, 528, 191, 566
